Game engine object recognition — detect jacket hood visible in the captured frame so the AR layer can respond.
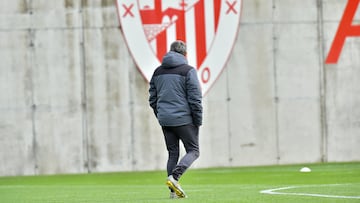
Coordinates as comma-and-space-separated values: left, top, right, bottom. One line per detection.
161, 51, 188, 68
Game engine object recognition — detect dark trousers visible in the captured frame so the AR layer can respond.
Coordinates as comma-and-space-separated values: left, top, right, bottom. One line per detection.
162, 124, 200, 181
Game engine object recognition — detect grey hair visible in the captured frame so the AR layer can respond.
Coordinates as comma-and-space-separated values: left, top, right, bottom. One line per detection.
170, 40, 187, 56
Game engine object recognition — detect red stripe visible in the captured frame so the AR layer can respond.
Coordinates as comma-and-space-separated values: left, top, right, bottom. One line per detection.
194, 0, 207, 68
156, 31, 167, 61
213, 0, 221, 31
176, 12, 186, 42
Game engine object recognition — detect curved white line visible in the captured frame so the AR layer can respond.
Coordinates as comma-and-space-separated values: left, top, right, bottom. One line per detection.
260, 184, 360, 199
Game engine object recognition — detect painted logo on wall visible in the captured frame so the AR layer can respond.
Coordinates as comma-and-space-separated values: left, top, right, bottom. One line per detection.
326, 0, 360, 64
116, 0, 242, 95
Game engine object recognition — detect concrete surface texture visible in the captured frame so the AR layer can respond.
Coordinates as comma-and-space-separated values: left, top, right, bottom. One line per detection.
0, 0, 359, 176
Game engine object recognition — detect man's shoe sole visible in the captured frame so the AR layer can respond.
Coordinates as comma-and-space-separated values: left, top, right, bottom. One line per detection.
166, 180, 186, 198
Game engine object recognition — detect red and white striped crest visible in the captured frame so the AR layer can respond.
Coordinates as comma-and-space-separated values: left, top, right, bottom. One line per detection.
116, 0, 242, 95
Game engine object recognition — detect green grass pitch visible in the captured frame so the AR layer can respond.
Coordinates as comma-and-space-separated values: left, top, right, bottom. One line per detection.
0, 162, 359, 202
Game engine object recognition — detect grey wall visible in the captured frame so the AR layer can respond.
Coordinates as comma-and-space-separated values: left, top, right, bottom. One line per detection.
0, 0, 359, 176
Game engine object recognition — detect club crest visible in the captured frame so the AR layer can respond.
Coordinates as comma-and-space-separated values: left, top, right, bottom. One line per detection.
116, 0, 242, 95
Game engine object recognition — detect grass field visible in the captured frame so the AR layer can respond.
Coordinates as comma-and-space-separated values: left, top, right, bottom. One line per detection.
0, 162, 359, 203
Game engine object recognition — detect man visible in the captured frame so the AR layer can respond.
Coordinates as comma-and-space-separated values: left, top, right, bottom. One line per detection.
149, 40, 203, 198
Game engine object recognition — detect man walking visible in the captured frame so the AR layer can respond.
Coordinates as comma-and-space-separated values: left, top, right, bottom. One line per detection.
149, 40, 203, 198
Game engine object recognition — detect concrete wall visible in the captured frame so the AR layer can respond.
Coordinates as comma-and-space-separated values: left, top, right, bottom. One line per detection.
0, 0, 359, 176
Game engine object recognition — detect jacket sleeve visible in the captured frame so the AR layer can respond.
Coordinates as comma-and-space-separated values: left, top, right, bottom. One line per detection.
186, 68, 203, 126
149, 76, 158, 117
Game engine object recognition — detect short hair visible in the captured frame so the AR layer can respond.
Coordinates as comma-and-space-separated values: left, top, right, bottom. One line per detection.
170, 40, 187, 56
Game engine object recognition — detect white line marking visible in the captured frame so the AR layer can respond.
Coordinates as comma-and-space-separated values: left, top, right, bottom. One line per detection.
260, 184, 360, 199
